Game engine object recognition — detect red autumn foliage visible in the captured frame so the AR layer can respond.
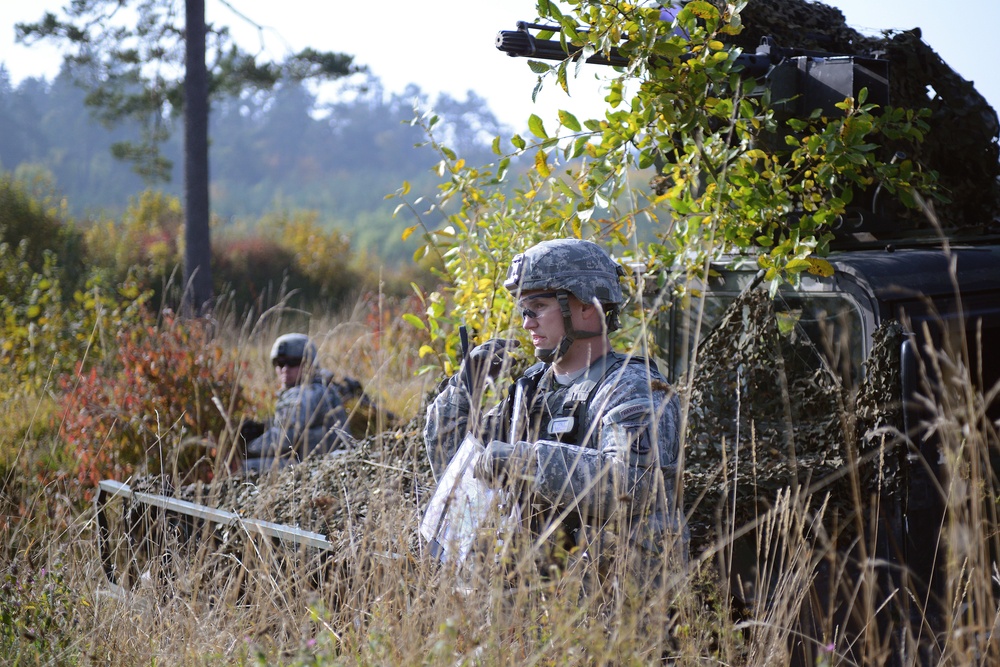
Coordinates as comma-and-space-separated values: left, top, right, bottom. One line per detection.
58, 310, 251, 495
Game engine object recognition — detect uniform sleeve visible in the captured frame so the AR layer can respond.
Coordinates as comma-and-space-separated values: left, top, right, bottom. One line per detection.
319, 384, 349, 432
531, 375, 681, 522
423, 378, 511, 480
423, 380, 471, 479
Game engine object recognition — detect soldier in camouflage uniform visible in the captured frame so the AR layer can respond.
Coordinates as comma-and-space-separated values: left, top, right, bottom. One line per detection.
424, 239, 685, 582
242, 333, 350, 472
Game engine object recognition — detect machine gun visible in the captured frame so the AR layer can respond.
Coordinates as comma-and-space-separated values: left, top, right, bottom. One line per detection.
496, 21, 889, 118
496, 20, 897, 243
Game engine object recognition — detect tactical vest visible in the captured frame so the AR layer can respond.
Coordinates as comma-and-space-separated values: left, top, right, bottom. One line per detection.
517, 352, 637, 446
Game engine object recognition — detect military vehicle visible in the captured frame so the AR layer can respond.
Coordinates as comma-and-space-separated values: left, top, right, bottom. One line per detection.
91, 6, 997, 663
498, 6, 1000, 663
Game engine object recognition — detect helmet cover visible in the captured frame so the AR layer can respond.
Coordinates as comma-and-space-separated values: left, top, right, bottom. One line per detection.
270, 333, 317, 366
504, 238, 625, 306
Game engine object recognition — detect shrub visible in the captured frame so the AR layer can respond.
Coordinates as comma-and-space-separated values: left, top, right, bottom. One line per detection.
58, 309, 252, 494
0, 172, 72, 276
82, 189, 185, 300
0, 244, 151, 400
0, 559, 80, 663
262, 210, 358, 304
212, 234, 303, 309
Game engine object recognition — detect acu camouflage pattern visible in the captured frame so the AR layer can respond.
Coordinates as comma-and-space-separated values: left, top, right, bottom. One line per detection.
424, 351, 684, 570
246, 374, 349, 466
504, 239, 626, 307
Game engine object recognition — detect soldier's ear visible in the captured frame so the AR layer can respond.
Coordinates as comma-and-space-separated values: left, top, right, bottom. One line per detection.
579, 297, 602, 320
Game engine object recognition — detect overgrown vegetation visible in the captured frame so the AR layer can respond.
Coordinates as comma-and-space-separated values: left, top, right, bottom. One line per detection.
397, 0, 940, 368
3, 0, 999, 665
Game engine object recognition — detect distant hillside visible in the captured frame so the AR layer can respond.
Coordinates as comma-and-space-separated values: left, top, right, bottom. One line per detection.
0, 65, 508, 261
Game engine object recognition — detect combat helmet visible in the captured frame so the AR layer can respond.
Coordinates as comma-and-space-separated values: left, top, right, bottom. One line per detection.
504, 239, 626, 361
270, 333, 317, 367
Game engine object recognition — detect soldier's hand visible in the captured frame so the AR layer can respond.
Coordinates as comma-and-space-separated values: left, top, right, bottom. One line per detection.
473, 439, 535, 486
462, 338, 520, 399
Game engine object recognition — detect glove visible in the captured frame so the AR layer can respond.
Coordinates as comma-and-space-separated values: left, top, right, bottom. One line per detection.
473, 440, 536, 486
460, 338, 520, 401
238, 419, 267, 455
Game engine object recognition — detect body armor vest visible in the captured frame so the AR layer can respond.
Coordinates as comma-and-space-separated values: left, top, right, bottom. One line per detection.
518, 353, 633, 446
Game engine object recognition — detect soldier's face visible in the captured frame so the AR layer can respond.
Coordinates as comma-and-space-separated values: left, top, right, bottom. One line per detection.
274, 359, 303, 389
519, 290, 572, 351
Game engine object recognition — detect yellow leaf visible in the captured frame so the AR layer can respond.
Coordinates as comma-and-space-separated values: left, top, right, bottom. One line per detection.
535, 150, 551, 178
806, 257, 835, 277
785, 258, 811, 272
401, 225, 418, 241
419, 345, 435, 358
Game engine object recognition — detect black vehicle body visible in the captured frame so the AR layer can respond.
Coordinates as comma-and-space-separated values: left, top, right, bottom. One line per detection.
654, 239, 1000, 662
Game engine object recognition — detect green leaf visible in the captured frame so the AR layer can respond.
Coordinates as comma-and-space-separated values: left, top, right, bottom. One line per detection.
607, 80, 623, 108
512, 134, 526, 150
528, 114, 548, 139
491, 136, 502, 155
785, 258, 812, 272
558, 110, 582, 132
497, 157, 510, 181
528, 60, 552, 74
402, 314, 426, 330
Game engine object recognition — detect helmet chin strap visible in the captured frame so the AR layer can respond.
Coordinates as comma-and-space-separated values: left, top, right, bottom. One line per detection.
534, 291, 603, 363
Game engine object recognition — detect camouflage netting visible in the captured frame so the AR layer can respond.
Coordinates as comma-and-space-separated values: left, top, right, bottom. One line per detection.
212, 427, 432, 554
682, 287, 907, 551
119, 421, 435, 596
119, 297, 909, 579
682, 289, 846, 543
715, 0, 1000, 232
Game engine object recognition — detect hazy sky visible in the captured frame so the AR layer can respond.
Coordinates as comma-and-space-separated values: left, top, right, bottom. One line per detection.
1, 0, 998, 131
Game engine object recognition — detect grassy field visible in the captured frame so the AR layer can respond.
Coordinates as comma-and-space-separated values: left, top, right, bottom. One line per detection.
2, 291, 998, 666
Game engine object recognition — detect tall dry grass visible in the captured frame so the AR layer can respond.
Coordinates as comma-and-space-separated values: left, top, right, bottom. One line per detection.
2, 285, 998, 666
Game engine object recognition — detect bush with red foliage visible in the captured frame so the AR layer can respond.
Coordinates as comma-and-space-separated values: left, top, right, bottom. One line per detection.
58, 310, 251, 495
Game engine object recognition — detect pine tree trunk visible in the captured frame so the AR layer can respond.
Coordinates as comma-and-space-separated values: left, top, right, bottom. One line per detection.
183, 0, 212, 315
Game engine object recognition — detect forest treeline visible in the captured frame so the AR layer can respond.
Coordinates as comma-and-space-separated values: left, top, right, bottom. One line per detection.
0, 63, 508, 261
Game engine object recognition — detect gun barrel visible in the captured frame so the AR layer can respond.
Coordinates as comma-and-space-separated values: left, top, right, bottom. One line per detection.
495, 30, 629, 68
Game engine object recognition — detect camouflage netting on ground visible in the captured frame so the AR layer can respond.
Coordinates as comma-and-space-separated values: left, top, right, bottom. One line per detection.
120, 295, 908, 573
714, 0, 1000, 231
117, 423, 435, 597
168, 423, 434, 553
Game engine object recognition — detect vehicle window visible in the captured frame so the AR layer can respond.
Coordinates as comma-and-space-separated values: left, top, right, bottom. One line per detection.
657, 288, 866, 391
772, 293, 866, 390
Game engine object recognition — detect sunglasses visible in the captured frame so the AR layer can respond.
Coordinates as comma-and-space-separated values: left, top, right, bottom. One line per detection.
517, 291, 559, 319
272, 356, 303, 368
